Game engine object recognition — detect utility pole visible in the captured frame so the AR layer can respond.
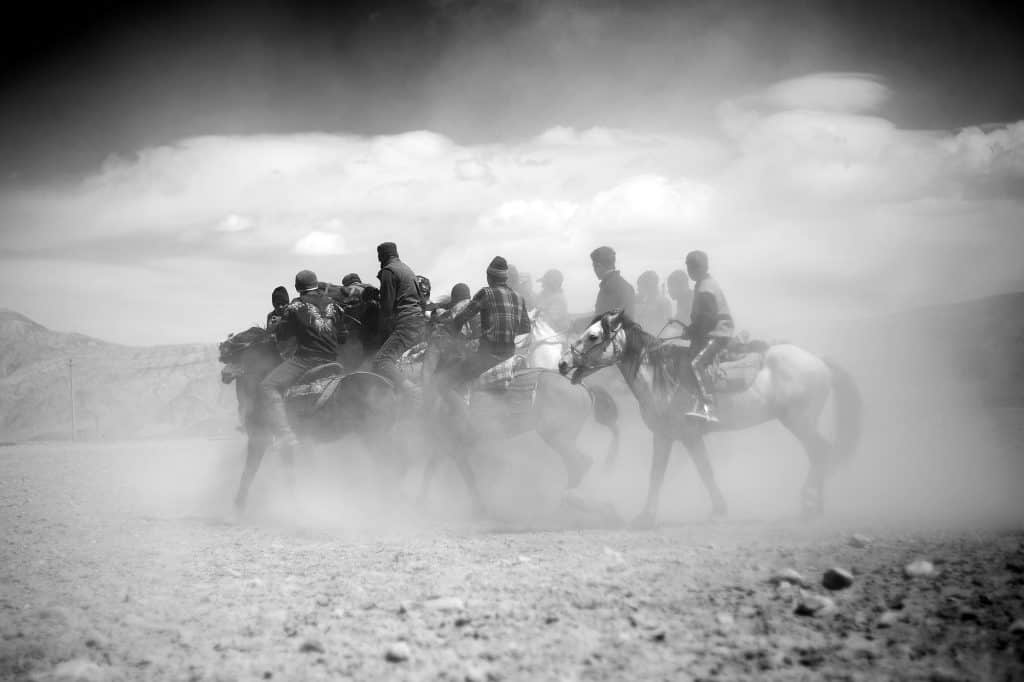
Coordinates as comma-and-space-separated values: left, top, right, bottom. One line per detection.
68, 358, 76, 442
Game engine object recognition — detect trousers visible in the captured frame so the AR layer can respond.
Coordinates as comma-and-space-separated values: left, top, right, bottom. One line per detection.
259, 356, 319, 444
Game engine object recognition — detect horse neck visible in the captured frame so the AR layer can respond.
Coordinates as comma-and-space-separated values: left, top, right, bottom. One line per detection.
616, 328, 676, 414
242, 344, 281, 383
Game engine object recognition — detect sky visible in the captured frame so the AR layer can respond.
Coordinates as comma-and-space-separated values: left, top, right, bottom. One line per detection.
1, 0, 1023, 345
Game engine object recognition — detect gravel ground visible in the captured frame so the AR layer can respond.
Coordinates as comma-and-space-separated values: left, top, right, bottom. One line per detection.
2, 438, 1023, 681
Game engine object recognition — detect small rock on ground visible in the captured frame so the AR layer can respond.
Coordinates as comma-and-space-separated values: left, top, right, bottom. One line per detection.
795, 595, 836, 617
424, 597, 466, 612
386, 642, 411, 662
769, 568, 809, 588
905, 560, 936, 578
849, 534, 872, 548
822, 567, 854, 591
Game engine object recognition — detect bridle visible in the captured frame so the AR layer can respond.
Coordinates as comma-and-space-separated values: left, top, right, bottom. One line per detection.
567, 322, 625, 375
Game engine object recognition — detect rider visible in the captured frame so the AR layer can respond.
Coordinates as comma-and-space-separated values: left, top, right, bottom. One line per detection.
683, 250, 734, 424
373, 241, 426, 397
534, 269, 570, 332
591, 246, 636, 319
666, 269, 693, 324
635, 270, 672, 334
266, 286, 290, 330
260, 270, 347, 450
433, 257, 531, 420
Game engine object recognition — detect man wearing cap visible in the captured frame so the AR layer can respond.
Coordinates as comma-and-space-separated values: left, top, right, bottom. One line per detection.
373, 242, 426, 396
635, 270, 673, 334
433, 257, 531, 419
682, 250, 734, 423
591, 246, 635, 319
535, 269, 570, 332
260, 270, 347, 450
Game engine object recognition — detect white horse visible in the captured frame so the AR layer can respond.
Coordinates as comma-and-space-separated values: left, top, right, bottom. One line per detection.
559, 310, 862, 526
520, 309, 566, 370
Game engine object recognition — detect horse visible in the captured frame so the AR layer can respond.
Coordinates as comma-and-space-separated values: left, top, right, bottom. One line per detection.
218, 327, 401, 513
412, 330, 621, 518
559, 310, 862, 527
524, 309, 567, 370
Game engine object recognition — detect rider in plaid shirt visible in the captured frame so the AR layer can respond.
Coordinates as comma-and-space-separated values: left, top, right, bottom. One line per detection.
433, 257, 530, 422
453, 265, 532, 360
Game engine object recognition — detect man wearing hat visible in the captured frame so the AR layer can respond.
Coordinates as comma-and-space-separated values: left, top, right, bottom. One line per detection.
591, 246, 635, 318
260, 269, 347, 450
373, 241, 426, 396
635, 270, 673, 334
433, 257, 531, 417
682, 250, 734, 423
666, 269, 693, 323
535, 269, 570, 332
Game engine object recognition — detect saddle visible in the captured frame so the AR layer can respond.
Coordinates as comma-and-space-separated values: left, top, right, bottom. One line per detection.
712, 341, 769, 393
284, 362, 345, 413
474, 355, 527, 392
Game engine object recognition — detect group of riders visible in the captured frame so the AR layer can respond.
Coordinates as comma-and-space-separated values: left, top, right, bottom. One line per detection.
261, 241, 734, 453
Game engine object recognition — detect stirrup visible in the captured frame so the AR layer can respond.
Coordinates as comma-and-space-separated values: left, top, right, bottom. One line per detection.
685, 403, 718, 424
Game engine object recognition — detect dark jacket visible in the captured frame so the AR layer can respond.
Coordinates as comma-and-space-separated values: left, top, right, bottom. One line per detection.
377, 257, 424, 333
274, 291, 347, 361
688, 275, 734, 345
595, 270, 636, 318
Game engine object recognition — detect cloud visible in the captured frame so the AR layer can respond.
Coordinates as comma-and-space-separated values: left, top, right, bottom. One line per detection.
1, 72, 1023, 344
294, 229, 347, 256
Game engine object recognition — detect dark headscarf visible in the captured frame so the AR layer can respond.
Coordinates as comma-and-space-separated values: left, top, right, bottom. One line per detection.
271, 286, 289, 308
377, 242, 399, 264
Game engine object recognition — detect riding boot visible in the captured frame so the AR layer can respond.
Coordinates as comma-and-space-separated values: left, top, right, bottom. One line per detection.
262, 387, 300, 448
686, 370, 720, 424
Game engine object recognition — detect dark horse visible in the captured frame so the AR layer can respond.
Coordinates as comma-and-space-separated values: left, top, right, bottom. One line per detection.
560, 311, 862, 526
218, 327, 399, 512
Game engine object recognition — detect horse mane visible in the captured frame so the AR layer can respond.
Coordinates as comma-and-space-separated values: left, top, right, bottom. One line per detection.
613, 312, 687, 396
218, 326, 272, 362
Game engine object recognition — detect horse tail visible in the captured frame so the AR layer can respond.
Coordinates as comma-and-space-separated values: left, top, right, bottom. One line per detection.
824, 357, 863, 468
587, 385, 620, 469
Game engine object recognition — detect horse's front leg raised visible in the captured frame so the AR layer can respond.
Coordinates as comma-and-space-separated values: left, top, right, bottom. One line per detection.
632, 431, 673, 529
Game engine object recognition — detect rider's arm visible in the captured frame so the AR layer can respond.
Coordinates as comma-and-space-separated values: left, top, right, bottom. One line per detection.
689, 290, 717, 340
450, 297, 481, 330
515, 297, 531, 335
332, 304, 348, 345
378, 270, 396, 331
272, 304, 297, 341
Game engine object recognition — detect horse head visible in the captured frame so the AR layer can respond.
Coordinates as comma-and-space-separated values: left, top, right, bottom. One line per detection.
559, 309, 631, 384
218, 327, 275, 383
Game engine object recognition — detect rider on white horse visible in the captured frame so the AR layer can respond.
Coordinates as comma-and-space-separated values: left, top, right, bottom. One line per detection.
683, 250, 735, 424
534, 269, 570, 333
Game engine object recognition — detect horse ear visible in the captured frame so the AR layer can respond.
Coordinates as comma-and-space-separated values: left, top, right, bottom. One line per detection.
608, 308, 624, 329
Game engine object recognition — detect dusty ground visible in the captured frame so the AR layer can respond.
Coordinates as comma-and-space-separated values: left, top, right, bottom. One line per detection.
2, 424, 1023, 681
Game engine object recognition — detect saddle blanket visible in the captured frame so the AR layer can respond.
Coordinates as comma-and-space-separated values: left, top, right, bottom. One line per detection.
712, 352, 764, 393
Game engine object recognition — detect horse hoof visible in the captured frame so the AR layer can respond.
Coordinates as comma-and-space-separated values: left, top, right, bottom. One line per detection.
630, 511, 656, 530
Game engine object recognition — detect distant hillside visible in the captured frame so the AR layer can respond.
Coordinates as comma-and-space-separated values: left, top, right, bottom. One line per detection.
820, 292, 1024, 408
0, 310, 237, 442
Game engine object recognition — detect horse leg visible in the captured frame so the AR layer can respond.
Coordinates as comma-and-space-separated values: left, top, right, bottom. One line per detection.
234, 432, 269, 513
538, 430, 593, 490
632, 432, 673, 529
451, 446, 487, 517
682, 433, 727, 519
417, 450, 444, 506
782, 415, 830, 519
